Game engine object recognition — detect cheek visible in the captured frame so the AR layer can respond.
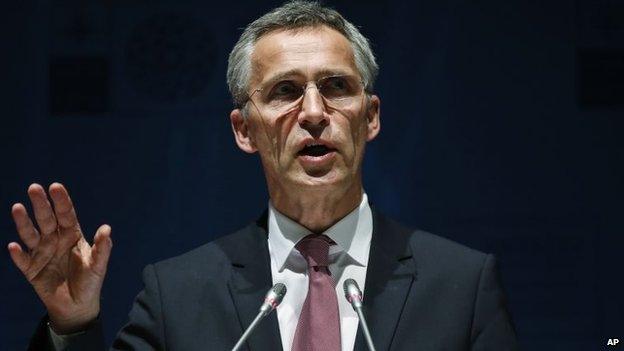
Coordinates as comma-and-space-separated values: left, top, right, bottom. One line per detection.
278, 113, 299, 152
251, 112, 299, 163
343, 111, 369, 149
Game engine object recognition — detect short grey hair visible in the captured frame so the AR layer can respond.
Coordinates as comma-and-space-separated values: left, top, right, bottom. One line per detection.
226, 0, 379, 108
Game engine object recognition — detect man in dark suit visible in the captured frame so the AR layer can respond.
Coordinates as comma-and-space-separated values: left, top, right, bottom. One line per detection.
9, 1, 519, 350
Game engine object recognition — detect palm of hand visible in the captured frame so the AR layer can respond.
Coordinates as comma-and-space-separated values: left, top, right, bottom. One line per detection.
8, 183, 112, 334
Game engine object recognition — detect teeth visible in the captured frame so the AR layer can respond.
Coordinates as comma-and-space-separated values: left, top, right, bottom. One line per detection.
305, 142, 324, 147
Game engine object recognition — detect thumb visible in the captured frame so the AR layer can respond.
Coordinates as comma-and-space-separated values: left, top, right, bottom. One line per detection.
91, 224, 112, 277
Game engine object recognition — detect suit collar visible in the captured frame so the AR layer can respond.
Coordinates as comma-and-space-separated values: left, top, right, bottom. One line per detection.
355, 206, 416, 351
226, 211, 283, 351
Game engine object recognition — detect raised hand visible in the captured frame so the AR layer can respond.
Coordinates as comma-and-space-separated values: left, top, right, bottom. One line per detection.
8, 183, 112, 334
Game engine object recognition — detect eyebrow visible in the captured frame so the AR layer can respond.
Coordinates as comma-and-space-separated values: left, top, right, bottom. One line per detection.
259, 68, 354, 89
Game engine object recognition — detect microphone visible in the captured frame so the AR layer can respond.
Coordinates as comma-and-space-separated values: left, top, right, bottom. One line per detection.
231, 283, 287, 351
343, 279, 377, 351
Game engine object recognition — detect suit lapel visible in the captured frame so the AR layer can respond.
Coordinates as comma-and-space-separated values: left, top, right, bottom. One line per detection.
355, 208, 416, 351
226, 213, 283, 351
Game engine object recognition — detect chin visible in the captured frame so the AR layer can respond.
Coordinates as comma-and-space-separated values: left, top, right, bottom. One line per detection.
290, 168, 349, 188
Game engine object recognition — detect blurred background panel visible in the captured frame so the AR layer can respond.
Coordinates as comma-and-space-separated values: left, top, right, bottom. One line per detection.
1, 0, 622, 349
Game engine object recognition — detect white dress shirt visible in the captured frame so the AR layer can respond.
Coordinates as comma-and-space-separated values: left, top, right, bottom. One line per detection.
267, 193, 373, 351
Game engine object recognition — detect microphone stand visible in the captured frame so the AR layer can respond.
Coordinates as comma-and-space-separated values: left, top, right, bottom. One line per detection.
353, 303, 376, 351
344, 278, 377, 351
231, 311, 268, 351
231, 283, 287, 351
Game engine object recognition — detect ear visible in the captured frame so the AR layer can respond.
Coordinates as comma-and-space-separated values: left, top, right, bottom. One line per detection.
230, 108, 257, 154
365, 94, 381, 141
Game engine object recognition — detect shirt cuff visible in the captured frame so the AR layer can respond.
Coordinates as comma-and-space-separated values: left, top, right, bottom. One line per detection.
48, 322, 86, 350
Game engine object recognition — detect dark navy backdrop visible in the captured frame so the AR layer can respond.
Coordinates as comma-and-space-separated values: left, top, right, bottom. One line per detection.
2, 0, 622, 349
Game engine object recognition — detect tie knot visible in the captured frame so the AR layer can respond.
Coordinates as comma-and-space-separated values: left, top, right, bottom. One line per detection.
296, 234, 332, 268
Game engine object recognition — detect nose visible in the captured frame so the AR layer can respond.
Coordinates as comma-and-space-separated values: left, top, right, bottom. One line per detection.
298, 83, 328, 131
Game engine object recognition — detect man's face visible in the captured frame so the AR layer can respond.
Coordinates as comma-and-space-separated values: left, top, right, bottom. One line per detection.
230, 25, 380, 195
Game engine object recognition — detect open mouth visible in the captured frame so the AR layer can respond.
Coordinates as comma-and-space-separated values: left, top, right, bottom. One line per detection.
297, 144, 335, 157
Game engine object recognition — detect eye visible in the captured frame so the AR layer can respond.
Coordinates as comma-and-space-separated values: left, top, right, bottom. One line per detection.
325, 76, 347, 90
320, 76, 353, 98
270, 81, 300, 99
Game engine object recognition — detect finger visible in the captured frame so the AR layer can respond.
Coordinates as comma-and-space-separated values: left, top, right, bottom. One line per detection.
27, 184, 58, 236
91, 225, 112, 277
48, 183, 82, 248
7, 242, 31, 274
24, 184, 61, 280
11, 203, 40, 250
48, 183, 78, 228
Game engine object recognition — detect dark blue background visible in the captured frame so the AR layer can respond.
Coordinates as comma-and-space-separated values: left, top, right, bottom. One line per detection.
2, 0, 622, 349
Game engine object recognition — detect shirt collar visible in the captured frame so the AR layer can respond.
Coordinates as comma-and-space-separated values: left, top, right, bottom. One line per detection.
268, 193, 372, 272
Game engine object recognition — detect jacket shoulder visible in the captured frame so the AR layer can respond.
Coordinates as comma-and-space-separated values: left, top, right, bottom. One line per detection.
149, 220, 263, 281
376, 212, 490, 276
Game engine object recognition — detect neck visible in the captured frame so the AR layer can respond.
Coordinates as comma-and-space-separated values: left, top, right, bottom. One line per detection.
270, 179, 363, 233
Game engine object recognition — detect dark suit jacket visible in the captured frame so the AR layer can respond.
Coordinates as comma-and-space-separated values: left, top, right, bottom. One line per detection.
30, 208, 519, 350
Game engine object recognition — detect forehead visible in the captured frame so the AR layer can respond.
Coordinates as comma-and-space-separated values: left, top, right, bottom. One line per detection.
250, 25, 358, 84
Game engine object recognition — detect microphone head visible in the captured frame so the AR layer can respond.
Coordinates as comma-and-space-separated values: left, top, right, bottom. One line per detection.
262, 283, 287, 312
343, 278, 363, 306
271, 283, 287, 301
